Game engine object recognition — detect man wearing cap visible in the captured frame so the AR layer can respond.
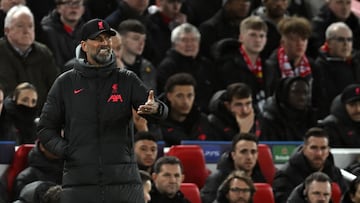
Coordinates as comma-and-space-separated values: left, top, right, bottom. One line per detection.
37, 18, 168, 202
320, 84, 360, 147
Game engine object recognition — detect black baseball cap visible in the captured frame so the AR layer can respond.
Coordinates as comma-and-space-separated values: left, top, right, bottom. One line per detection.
341, 84, 360, 104
81, 18, 116, 41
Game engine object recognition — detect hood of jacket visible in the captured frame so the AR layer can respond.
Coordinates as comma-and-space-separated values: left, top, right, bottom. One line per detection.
73, 48, 117, 78
329, 95, 358, 125
208, 90, 238, 128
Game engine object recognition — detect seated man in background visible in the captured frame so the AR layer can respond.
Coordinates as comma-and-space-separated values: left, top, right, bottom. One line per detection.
214, 170, 256, 203
313, 22, 360, 119
272, 127, 347, 203
134, 132, 159, 174
260, 76, 317, 141
287, 172, 332, 203
212, 16, 268, 111
320, 84, 360, 147
156, 73, 216, 146
201, 133, 266, 203
264, 16, 312, 97
149, 156, 190, 203
156, 23, 218, 113
0, 5, 59, 110
118, 19, 157, 91
208, 83, 260, 141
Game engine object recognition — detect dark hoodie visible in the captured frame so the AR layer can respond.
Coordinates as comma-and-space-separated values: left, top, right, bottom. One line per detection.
208, 90, 261, 141
313, 51, 360, 119
13, 143, 63, 200
308, 4, 360, 59
273, 146, 346, 203
41, 10, 84, 70
200, 151, 266, 203
157, 99, 216, 147
1, 97, 38, 145
156, 49, 218, 113
260, 77, 317, 141
320, 95, 360, 147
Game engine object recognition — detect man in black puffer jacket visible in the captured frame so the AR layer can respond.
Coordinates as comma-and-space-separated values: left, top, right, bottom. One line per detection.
37, 19, 168, 203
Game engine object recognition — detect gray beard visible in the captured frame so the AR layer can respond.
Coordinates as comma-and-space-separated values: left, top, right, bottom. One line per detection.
93, 52, 112, 64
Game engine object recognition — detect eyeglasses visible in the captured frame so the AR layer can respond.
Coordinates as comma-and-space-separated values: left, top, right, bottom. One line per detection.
330, 36, 353, 43
229, 187, 252, 194
60, 1, 83, 7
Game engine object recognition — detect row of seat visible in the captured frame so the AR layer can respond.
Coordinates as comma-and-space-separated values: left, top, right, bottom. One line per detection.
5, 144, 341, 203
167, 144, 341, 203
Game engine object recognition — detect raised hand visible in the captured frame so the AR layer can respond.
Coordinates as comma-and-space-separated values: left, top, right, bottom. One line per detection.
137, 90, 159, 114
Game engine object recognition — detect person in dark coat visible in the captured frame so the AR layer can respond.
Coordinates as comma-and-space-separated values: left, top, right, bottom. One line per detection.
287, 172, 333, 203
1, 82, 38, 144
212, 16, 268, 110
201, 133, 267, 203
149, 156, 190, 203
156, 23, 218, 113
208, 83, 261, 141
260, 77, 317, 141
264, 16, 313, 97
37, 19, 168, 203
118, 19, 157, 91
312, 22, 360, 119
252, 0, 289, 59
105, 0, 149, 28
319, 84, 360, 147
198, 0, 252, 59
308, 0, 360, 59
13, 142, 63, 201
214, 170, 255, 203
0, 5, 59, 111
145, 0, 187, 66
40, 0, 86, 71
155, 73, 216, 146
273, 127, 347, 203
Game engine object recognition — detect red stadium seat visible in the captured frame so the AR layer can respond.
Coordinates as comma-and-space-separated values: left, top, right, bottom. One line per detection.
166, 145, 211, 188
257, 144, 276, 184
180, 183, 201, 203
253, 183, 275, 203
331, 182, 341, 203
6, 144, 35, 198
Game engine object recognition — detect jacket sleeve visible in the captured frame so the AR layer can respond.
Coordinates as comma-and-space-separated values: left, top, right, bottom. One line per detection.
37, 76, 67, 158
128, 71, 168, 121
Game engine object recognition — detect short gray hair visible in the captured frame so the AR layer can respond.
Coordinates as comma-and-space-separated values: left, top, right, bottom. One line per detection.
4, 5, 34, 29
171, 23, 200, 43
325, 22, 351, 39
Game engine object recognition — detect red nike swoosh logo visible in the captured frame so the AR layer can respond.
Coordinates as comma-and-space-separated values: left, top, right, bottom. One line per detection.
73, 88, 84, 94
